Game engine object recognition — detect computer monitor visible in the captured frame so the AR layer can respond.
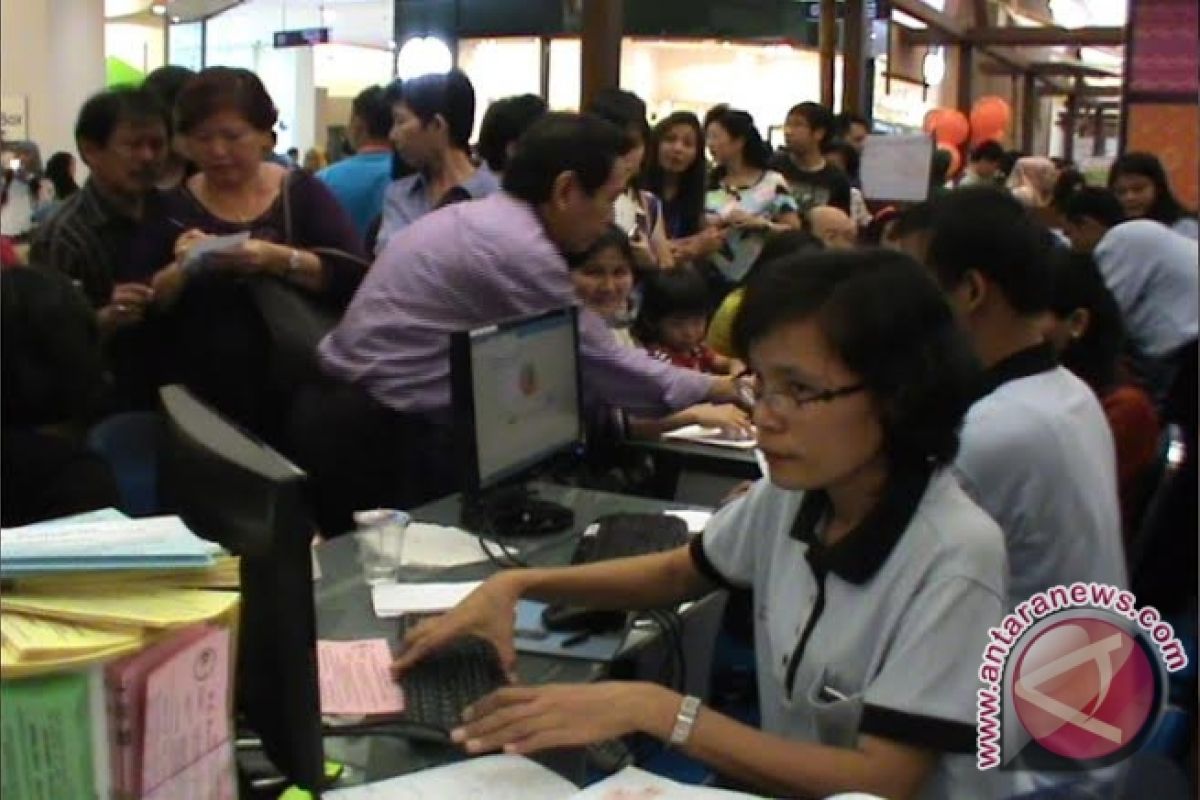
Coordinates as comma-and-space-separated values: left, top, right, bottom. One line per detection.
450, 306, 582, 534
158, 385, 326, 795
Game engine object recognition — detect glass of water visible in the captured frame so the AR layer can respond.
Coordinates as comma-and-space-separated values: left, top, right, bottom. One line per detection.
354, 509, 409, 585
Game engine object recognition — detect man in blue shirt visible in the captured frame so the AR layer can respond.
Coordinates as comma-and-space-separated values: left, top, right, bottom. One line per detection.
317, 85, 395, 241
374, 69, 499, 255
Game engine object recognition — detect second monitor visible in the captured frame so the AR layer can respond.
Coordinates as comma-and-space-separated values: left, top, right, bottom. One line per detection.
450, 306, 582, 537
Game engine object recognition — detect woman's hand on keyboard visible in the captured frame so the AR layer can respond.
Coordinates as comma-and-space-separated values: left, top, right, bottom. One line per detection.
450, 681, 677, 756
391, 575, 522, 682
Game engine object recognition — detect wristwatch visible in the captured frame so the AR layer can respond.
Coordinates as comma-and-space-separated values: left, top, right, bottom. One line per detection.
287, 248, 302, 275
669, 695, 702, 747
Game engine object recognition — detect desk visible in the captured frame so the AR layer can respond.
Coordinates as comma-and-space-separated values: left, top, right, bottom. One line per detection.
313, 483, 724, 790
630, 439, 761, 506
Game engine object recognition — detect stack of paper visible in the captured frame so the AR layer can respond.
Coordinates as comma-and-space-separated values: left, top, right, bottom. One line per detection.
322, 757, 770, 799
371, 580, 483, 618
1, 515, 218, 576
663, 425, 758, 450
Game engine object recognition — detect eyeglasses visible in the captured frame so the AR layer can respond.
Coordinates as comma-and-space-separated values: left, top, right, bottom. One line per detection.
736, 371, 865, 415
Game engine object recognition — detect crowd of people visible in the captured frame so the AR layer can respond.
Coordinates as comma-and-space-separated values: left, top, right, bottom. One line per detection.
2, 61, 1197, 799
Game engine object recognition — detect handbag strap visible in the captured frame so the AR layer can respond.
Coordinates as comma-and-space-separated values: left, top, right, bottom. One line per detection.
282, 168, 295, 245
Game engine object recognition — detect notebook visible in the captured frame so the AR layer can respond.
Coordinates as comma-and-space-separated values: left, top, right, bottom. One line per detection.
0, 516, 217, 575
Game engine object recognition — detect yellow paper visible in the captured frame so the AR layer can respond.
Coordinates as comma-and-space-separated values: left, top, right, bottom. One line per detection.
1, 611, 143, 659
8, 556, 241, 593
0, 632, 146, 679
0, 588, 239, 629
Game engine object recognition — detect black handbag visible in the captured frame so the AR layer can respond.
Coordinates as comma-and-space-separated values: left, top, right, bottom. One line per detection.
249, 172, 367, 392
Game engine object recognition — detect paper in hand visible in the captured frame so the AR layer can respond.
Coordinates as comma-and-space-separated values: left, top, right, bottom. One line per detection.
181, 231, 251, 273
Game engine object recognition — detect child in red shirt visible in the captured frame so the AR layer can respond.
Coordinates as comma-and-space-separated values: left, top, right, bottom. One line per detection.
634, 265, 739, 375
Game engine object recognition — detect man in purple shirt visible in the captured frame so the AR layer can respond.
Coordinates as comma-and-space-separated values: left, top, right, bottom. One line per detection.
294, 113, 740, 534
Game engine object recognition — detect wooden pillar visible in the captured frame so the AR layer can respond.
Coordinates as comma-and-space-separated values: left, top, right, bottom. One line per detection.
580, 0, 622, 110
956, 42, 973, 112
1063, 77, 1081, 162
843, 0, 865, 113
819, 0, 837, 109
1021, 72, 1037, 152
1092, 107, 1106, 156
539, 36, 551, 101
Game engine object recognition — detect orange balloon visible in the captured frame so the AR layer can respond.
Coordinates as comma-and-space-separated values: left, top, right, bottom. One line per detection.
970, 97, 1012, 138
937, 142, 963, 179
923, 108, 947, 134
932, 109, 970, 146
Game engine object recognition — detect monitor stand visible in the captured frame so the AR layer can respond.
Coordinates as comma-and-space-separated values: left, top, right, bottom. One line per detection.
460, 483, 574, 538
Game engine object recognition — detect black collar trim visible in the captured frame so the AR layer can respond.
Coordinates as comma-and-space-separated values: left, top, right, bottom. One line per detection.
789, 464, 932, 584
984, 342, 1058, 394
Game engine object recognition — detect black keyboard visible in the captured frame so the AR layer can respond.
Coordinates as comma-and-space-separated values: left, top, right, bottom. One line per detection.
571, 513, 691, 564
396, 616, 507, 739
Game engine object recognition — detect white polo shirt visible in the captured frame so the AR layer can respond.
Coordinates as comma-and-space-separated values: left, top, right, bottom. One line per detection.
692, 468, 1007, 800
1094, 219, 1199, 358
956, 344, 1127, 611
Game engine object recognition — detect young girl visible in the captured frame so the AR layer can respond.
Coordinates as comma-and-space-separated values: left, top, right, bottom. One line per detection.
586, 89, 674, 269
644, 112, 724, 264
633, 266, 738, 375
570, 227, 750, 441
1108, 151, 1199, 240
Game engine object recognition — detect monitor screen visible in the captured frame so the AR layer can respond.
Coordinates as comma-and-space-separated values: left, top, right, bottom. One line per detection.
452, 307, 582, 492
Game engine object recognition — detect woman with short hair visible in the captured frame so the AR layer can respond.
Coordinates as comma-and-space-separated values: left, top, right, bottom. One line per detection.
394, 248, 1006, 800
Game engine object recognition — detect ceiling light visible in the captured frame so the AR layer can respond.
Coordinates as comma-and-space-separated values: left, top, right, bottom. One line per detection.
150, 3, 166, 15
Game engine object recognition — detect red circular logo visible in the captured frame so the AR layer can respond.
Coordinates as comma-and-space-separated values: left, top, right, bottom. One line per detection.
1012, 617, 1156, 761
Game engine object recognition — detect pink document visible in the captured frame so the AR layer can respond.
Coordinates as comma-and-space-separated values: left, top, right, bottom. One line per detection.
140, 626, 232, 795
317, 638, 407, 716
105, 623, 214, 797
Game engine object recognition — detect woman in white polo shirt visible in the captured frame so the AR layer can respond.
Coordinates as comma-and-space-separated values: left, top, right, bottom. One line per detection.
394, 249, 1008, 800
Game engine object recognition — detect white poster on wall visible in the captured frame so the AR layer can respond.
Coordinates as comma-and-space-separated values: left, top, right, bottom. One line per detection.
1, 94, 28, 141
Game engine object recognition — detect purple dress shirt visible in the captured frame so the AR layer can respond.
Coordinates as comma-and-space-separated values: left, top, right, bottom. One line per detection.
318, 191, 715, 414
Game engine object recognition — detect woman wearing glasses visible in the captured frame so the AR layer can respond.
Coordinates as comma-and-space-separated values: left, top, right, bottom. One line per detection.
393, 249, 1007, 800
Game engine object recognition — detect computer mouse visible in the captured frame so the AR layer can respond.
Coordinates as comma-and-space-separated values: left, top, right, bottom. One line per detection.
540, 604, 625, 634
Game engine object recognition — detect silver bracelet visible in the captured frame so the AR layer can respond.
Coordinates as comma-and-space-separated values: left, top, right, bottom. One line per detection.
668, 694, 702, 747
287, 248, 302, 275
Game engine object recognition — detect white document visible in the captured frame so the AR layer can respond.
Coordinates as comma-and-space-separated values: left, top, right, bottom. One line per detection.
0, 516, 219, 560
181, 231, 251, 272
663, 425, 757, 450
860, 133, 935, 203
665, 510, 714, 534
571, 766, 767, 799
323, 754, 577, 800
371, 580, 484, 618
401, 523, 517, 568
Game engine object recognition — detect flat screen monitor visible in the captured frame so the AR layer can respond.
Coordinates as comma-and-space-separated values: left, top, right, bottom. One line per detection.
450, 306, 583, 496
158, 385, 325, 794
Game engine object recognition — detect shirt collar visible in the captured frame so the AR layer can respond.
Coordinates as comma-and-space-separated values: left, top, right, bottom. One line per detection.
406, 166, 495, 199
80, 179, 157, 227
789, 465, 932, 584
984, 341, 1058, 394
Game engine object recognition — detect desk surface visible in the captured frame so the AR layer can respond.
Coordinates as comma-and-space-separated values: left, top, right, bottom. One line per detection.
631, 437, 760, 472
313, 482, 707, 788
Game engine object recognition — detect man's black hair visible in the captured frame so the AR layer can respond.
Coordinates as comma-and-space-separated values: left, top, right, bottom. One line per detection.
787, 101, 836, 145
397, 68, 476, 152
733, 248, 982, 467
836, 111, 870, 136
587, 88, 649, 142
74, 87, 168, 154
925, 186, 1053, 315
351, 85, 393, 142
142, 65, 196, 119
478, 94, 548, 173
969, 140, 1005, 164
502, 112, 631, 205
1061, 187, 1126, 230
